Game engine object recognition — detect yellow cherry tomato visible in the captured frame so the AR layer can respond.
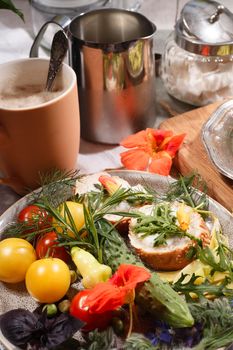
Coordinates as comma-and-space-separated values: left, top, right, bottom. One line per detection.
25, 258, 71, 303
53, 201, 85, 238
0, 238, 36, 283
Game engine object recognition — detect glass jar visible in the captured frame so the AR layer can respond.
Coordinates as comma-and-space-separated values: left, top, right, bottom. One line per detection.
161, 32, 233, 106
161, 0, 233, 106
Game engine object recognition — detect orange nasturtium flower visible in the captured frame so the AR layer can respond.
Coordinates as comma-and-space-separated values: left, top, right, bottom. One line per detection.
82, 264, 151, 336
120, 128, 186, 176
83, 264, 151, 314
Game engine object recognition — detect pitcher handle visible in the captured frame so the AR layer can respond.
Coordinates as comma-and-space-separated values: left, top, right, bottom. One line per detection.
29, 15, 71, 58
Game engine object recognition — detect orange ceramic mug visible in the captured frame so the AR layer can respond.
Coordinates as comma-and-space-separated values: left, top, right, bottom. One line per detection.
0, 58, 80, 195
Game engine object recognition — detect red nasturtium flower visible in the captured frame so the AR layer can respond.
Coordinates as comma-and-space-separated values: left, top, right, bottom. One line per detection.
120, 128, 186, 176
83, 264, 151, 314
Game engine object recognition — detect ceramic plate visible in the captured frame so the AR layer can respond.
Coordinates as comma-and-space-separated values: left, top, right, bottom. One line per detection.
202, 100, 233, 180
0, 170, 233, 350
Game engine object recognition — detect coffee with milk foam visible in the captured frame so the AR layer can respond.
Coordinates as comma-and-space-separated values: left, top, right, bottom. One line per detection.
0, 84, 63, 109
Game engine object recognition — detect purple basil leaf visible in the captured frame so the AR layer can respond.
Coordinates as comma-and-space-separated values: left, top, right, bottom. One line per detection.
0, 309, 40, 346
43, 313, 84, 348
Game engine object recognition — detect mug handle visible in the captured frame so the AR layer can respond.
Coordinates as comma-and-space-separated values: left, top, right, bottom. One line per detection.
29, 15, 71, 58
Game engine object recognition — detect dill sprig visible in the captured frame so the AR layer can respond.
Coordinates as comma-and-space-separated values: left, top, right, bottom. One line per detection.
91, 187, 151, 222
144, 173, 208, 213
32, 169, 80, 208
1, 221, 54, 242
165, 173, 208, 210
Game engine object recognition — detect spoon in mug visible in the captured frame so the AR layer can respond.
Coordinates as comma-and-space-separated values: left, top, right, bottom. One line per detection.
45, 30, 69, 92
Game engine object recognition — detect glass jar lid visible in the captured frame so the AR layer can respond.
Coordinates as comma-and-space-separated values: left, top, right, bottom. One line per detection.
175, 0, 233, 56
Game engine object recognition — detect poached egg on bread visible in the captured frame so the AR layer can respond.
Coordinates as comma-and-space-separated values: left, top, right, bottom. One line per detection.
129, 202, 211, 271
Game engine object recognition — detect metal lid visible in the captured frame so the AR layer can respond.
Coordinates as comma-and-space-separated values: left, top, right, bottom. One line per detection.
175, 0, 233, 56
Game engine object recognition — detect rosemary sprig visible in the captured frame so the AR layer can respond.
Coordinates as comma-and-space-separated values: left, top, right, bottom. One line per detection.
189, 298, 233, 349
34, 186, 137, 259
83, 203, 102, 262
92, 187, 137, 221
124, 333, 156, 349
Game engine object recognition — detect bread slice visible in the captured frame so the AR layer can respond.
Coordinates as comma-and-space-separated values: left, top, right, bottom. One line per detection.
75, 172, 133, 234
75, 172, 111, 195
75, 172, 147, 235
128, 202, 210, 271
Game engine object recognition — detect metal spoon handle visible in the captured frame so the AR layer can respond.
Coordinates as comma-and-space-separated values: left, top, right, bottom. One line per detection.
45, 30, 68, 92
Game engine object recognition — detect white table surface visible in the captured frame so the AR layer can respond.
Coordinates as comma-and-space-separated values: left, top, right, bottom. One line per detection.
0, 0, 232, 215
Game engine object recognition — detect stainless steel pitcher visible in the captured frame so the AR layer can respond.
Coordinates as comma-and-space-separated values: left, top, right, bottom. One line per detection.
30, 8, 156, 144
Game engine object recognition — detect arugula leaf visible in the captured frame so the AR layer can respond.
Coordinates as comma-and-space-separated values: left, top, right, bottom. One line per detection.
197, 231, 233, 280
173, 273, 233, 300
133, 202, 201, 247
0, 0, 24, 20
197, 246, 227, 272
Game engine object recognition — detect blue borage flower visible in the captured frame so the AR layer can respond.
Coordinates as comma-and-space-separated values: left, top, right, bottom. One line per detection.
174, 323, 203, 348
146, 320, 203, 348
146, 320, 173, 346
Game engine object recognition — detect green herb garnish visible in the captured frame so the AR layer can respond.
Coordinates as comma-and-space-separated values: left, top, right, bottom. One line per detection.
197, 228, 233, 280
173, 273, 233, 301
132, 202, 201, 247
189, 298, 233, 349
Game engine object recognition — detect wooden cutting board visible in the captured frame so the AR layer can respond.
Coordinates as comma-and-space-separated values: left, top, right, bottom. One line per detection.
160, 101, 233, 213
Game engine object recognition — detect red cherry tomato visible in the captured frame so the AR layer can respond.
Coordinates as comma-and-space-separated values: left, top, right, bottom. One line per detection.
36, 231, 70, 263
70, 290, 112, 331
18, 205, 52, 229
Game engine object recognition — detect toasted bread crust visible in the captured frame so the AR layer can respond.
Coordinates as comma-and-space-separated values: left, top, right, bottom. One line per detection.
134, 230, 210, 271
